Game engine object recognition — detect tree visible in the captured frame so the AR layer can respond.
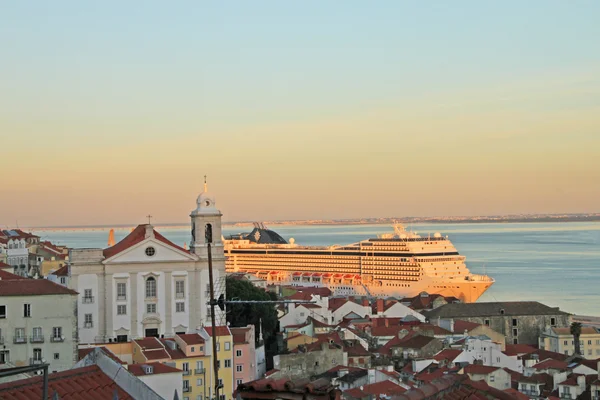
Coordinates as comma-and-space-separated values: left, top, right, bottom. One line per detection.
570, 322, 582, 355
225, 277, 278, 345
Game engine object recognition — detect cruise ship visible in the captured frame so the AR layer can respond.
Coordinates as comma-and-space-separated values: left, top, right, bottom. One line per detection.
224, 223, 494, 302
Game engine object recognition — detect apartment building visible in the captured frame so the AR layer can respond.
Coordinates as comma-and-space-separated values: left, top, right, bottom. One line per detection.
0, 270, 78, 377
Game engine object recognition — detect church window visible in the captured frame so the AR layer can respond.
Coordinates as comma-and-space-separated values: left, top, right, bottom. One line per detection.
145, 246, 156, 257
146, 277, 157, 298
147, 303, 157, 314
205, 224, 213, 244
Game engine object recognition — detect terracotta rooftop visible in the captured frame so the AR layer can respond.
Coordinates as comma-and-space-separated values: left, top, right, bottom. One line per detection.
532, 359, 569, 371
345, 380, 407, 398
237, 376, 337, 399
0, 365, 133, 400
78, 347, 126, 365
503, 344, 537, 356
503, 388, 530, 400
552, 326, 598, 335
52, 264, 69, 277
205, 326, 232, 337
128, 362, 182, 376
231, 327, 251, 344
0, 262, 13, 270
0, 275, 78, 296
103, 224, 189, 259
453, 319, 482, 333
433, 349, 462, 363
0, 270, 21, 279
464, 364, 501, 375
177, 333, 205, 345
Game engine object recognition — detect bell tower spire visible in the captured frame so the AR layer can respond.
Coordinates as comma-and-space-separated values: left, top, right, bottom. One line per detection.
190, 175, 223, 256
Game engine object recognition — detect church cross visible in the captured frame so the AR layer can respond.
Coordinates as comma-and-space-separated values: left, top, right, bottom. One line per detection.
147, 214, 153, 225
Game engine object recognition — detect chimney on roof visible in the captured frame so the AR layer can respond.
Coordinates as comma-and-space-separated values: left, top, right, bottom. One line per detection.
145, 225, 154, 239
385, 319, 389, 328
449, 319, 455, 333
362, 298, 369, 307
377, 298, 384, 314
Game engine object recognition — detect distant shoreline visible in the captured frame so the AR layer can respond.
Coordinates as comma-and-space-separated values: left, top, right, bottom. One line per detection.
19, 214, 600, 232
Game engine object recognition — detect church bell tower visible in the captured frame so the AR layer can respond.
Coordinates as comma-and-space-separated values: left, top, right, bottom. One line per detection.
190, 176, 224, 260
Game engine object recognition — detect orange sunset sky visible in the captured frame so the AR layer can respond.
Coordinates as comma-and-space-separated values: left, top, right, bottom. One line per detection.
1, 2, 599, 227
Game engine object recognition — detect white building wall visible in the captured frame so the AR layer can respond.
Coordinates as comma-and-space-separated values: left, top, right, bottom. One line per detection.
454, 338, 523, 373
78, 273, 100, 344
138, 372, 183, 400
112, 273, 131, 336
171, 271, 190, 332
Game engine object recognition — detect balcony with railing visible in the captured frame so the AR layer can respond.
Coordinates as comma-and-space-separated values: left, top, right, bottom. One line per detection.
13, 336, 27, 344
29, 358, 43, 365
30, 335, 44, 343
183, 387, 191, 393
175, 292, 185, 299
51, 336, 65, 343
182, 370, 191, 376
195, 368, 206, 375
117, 295, 127, 301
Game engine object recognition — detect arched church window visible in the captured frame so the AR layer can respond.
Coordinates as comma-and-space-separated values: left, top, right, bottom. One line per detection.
146, 277, 157, 298
205, 223, 213, 244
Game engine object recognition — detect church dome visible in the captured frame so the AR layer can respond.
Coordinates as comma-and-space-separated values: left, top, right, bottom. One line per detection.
192, 178, 219, 215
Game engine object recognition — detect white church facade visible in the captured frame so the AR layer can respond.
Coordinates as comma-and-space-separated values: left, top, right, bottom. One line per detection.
68, 183, 226, 344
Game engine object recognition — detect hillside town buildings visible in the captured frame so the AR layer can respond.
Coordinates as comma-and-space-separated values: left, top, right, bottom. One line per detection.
423, 301, 571, 345
3, 187, 600, 399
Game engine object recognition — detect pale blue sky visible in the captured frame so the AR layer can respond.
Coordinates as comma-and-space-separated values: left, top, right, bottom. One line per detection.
1, 1, 599, 226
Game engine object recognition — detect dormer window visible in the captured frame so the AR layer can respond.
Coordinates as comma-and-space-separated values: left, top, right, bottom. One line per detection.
146, 277, 157, 298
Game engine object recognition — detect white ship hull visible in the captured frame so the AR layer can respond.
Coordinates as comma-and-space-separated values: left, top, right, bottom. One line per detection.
224, 224, 494, 302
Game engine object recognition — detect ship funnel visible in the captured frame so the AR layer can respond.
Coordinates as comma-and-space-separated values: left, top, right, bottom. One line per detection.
107, 229, 115, 247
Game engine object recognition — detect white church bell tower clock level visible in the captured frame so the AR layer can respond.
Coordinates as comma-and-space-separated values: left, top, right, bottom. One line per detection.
190, 175, 223, 259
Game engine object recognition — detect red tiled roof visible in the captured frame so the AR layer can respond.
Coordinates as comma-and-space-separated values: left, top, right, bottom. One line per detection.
503, 388, 530, 400
0, 365, 133, 400
532, 359, 569, 371
78, 347, 126, 365
464, 364, 500, 375
135, 337, 164, 350
128, 362, 182, 376
231, 327, 251, 344
345, 380, 407, 398
503, 344, 537, 356
0, 276, 78, 296
558, 374, 583, 386
0, 269, 21, 279
453, 319, 481, 333
177, 333, 205, 345
205, 326, 232, 337
433, 349, 462, 362
103, 224, 189, 259
0, 262, 13, 270
52, 264, 69, 276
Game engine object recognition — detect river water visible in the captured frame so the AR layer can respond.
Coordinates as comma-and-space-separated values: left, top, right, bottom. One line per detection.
36, 222, 600, 316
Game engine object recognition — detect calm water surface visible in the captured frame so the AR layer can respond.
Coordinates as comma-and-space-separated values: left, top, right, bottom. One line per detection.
37, 222, 600, 316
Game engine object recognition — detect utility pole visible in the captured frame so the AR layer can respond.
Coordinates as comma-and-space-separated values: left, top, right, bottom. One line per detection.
207, 243, 222, 400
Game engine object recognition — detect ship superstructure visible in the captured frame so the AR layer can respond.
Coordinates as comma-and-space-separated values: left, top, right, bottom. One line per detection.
224, 223, 494, 302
